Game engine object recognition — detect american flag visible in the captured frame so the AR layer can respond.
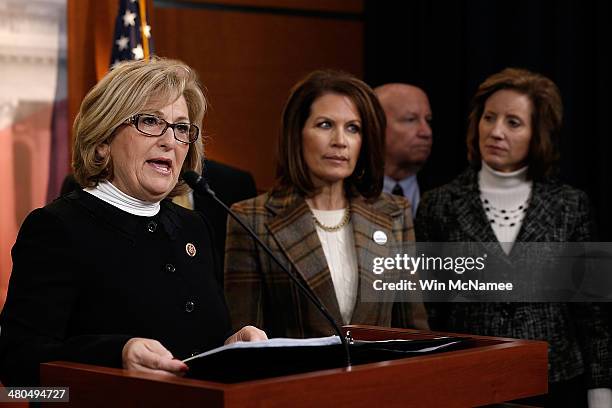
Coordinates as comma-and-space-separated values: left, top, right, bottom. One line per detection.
110, 0, 154, 67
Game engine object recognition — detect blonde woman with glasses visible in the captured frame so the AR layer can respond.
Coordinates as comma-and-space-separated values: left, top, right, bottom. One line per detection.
0, 57, 266, 386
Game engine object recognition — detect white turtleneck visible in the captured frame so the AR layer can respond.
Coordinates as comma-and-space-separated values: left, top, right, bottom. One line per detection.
84, 180, 160, 216
478, 161, 532, 254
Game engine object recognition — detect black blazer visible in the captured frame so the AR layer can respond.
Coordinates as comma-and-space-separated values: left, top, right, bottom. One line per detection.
0, 190, 231, 386
59, 159, 257, 284
415, 167, 611, 388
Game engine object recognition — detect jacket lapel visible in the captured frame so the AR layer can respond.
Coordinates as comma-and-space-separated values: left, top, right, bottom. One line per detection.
264, 189, 343, 325
453, 169, 557, 259
350, 196, 399, 324
515, 181, 556, 242
452, 169, 509, 260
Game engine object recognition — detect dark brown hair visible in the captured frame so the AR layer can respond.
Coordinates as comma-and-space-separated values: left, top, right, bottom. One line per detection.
277, 70, 386, 198
466, 67, 562, 180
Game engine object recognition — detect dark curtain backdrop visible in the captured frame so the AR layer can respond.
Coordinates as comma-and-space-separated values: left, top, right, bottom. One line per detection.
365, 0, 612, 240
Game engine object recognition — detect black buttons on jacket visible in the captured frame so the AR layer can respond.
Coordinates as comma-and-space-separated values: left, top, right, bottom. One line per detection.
185, 301, 195, 313
165, 263, 175, 274
147, 220, 157, 233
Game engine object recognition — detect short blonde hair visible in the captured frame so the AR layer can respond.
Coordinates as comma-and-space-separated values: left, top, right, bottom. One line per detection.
73, 57, 206, 197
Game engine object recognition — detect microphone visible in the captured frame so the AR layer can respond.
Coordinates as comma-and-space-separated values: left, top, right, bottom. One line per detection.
182, 171, 351, 367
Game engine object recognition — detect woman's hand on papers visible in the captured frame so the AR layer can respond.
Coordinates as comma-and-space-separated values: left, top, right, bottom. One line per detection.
122, 337, 189, 377
224, 325, 268, 345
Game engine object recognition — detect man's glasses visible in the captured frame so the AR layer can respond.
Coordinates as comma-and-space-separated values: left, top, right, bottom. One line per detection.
126, 114, 199, 144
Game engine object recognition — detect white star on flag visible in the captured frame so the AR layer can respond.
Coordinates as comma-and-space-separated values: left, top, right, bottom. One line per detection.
123, 10, 136, 27
111, 0, 154, 65
115, 36, 129, 51
132, 44, 144, 60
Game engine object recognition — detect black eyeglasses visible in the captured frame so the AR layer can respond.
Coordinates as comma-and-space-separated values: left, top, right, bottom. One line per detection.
126, 114, 199, 144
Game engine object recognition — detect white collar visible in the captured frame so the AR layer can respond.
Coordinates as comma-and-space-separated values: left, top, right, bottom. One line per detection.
479, 161, 530, 190
84, 180, 160, 216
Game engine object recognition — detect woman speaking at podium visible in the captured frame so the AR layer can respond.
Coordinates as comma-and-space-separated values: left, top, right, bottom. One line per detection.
0, 57, 265, 386
224, 70, 428, 338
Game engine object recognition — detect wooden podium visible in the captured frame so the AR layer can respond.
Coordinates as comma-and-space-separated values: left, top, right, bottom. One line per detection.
40, 325, 547, 407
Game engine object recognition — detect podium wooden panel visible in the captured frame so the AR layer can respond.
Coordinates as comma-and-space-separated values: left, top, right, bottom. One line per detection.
40, 325, 547, 408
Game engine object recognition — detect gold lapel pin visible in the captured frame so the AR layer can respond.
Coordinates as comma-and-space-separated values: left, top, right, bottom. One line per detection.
186, 242, 197, 257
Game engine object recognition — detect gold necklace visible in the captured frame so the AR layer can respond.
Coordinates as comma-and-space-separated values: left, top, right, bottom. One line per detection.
312, 207, 351, 232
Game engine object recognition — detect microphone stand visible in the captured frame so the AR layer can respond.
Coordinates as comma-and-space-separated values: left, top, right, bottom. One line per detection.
183, 171, 352, 368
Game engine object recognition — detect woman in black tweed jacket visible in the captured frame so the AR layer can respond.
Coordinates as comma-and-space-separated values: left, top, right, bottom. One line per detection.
416, 68, 610, 407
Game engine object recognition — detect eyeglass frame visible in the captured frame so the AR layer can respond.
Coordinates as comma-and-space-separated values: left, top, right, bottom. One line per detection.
125, 114, 200, 144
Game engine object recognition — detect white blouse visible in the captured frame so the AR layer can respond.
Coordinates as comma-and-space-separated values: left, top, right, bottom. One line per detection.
479, 161, 532, 254
310, 207, 358, 325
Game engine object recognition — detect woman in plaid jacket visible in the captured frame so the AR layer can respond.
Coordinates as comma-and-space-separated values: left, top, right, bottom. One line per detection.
224, 70, 428, 339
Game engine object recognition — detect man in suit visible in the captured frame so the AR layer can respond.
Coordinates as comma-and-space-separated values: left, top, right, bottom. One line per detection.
60, 159, 257, 284
375, 84, 433, 218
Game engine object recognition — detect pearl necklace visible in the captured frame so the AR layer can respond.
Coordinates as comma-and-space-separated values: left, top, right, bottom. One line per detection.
312, 207, 351, 232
